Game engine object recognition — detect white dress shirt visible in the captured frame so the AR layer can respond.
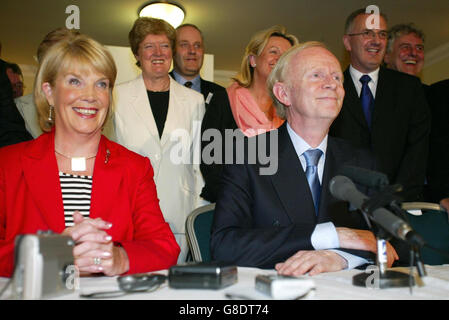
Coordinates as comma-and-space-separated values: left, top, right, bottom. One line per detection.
287, 123, 369, 269
349, 65, 380, 98
172, 70, 202, 94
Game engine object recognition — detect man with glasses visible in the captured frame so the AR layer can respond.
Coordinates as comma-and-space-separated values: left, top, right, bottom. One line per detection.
330, 8, 430, 204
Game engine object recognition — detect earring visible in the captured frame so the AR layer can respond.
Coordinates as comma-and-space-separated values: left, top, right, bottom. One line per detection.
48, 105, 54, 122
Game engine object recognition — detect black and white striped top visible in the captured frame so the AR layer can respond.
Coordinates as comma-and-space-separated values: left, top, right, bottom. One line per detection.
59, 172, 92, 227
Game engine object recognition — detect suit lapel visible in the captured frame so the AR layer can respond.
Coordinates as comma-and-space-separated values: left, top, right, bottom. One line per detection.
89, 136, 123, 221
130, 76, 160, 143
371, 67, 392, 125
317, 138, 338, 222
160, 76, 184, 147
343, 68, 370, 130
200, 79, 213, 107
270, 124, 317, 224
22, 132, 65, 232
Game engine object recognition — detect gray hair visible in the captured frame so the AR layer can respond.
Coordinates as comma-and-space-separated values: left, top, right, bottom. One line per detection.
387, 23, 425, 53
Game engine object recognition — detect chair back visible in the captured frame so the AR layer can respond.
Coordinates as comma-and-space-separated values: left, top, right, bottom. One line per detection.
402, 202, 449, 265
185, 204, 215, 262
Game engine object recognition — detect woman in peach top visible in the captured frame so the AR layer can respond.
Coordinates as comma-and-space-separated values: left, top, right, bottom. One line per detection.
227, 25, 298, 137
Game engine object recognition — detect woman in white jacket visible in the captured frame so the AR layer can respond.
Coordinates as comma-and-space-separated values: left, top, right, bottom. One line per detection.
114, 17, 206, 263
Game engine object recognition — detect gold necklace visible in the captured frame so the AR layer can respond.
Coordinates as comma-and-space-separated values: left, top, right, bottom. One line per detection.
55, 150, 96, 172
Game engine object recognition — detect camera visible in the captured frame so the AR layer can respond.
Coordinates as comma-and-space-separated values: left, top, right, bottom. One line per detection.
11, 232, 75, 299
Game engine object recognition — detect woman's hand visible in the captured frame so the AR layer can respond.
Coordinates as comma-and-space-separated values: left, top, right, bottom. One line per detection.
62, 211, 129, 276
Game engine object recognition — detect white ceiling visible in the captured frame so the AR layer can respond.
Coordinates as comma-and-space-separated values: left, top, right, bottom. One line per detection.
1, 0, 448, 74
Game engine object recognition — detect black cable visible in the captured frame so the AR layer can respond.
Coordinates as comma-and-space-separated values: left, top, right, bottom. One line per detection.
80, 274, 167, 299
79, 282, 165, 299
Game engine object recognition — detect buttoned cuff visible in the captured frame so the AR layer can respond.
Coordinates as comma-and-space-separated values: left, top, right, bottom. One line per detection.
330, 250, 370, 270
311, 222, 339, 250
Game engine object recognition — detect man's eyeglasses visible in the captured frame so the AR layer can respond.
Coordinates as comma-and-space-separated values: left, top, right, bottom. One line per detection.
347, 30, 388, 40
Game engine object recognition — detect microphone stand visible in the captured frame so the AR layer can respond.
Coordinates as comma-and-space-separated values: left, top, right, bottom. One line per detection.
389, 201, 427, 279
352, 185, 425, 289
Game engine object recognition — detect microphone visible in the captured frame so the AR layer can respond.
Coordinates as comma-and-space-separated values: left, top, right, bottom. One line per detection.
329, 175, 425, 247
339, 165, 389, 189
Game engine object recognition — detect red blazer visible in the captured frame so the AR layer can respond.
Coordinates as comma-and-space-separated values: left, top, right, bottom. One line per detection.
0, 131, 180, 277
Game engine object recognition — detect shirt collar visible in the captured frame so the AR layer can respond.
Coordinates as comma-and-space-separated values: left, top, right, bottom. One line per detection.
172, 70, 201, 93
349, 65, 379, 86
286, 122, 328, 158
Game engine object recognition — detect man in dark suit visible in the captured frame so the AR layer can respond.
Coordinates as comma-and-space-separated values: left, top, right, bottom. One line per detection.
382, 23, 449, 207
330, 8, 430, 202
211, 42, 399, 276
426, 79, 449, 209
0, 58, 32, 148
171, 24, 237, 203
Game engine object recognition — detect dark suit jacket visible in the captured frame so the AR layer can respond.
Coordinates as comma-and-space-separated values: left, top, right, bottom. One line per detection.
330, 67, 430, 201
169, 72, 237, 202
0, 59, 32, 148
425, 79, 449, 202
199, 78, 238, 202
210, 122, 377, 269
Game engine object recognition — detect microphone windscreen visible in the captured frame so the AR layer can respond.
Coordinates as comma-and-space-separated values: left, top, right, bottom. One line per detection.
339, 165, 389, 189
329, 175, 355, 201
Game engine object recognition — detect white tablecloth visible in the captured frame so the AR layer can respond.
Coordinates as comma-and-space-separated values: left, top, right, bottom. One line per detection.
1, 265, 449, 300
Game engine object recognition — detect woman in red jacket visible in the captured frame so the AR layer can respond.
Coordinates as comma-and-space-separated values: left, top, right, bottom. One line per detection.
0, 34, 180, 277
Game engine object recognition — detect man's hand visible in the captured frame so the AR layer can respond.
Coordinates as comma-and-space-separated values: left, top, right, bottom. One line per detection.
336, 227, 399, 267
439, 198, 449, 212
275, 250, 348, 276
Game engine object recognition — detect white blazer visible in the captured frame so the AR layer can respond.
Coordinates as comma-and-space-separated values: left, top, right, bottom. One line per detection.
114, 74, 206, 263
15, 94, 42, 139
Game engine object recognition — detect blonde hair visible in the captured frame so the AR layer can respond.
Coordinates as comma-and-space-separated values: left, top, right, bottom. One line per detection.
233, 25, 298, 88
36, 28, 81, 64
267, 41, 327, 119
128, 17, 176, 67
34, 34, 117, 132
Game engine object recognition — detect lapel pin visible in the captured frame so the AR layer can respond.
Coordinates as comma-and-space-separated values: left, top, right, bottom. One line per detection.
105, 149, 111, 164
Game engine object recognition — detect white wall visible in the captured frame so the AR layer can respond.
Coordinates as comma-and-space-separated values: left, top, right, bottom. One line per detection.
422, 42, 449, 85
